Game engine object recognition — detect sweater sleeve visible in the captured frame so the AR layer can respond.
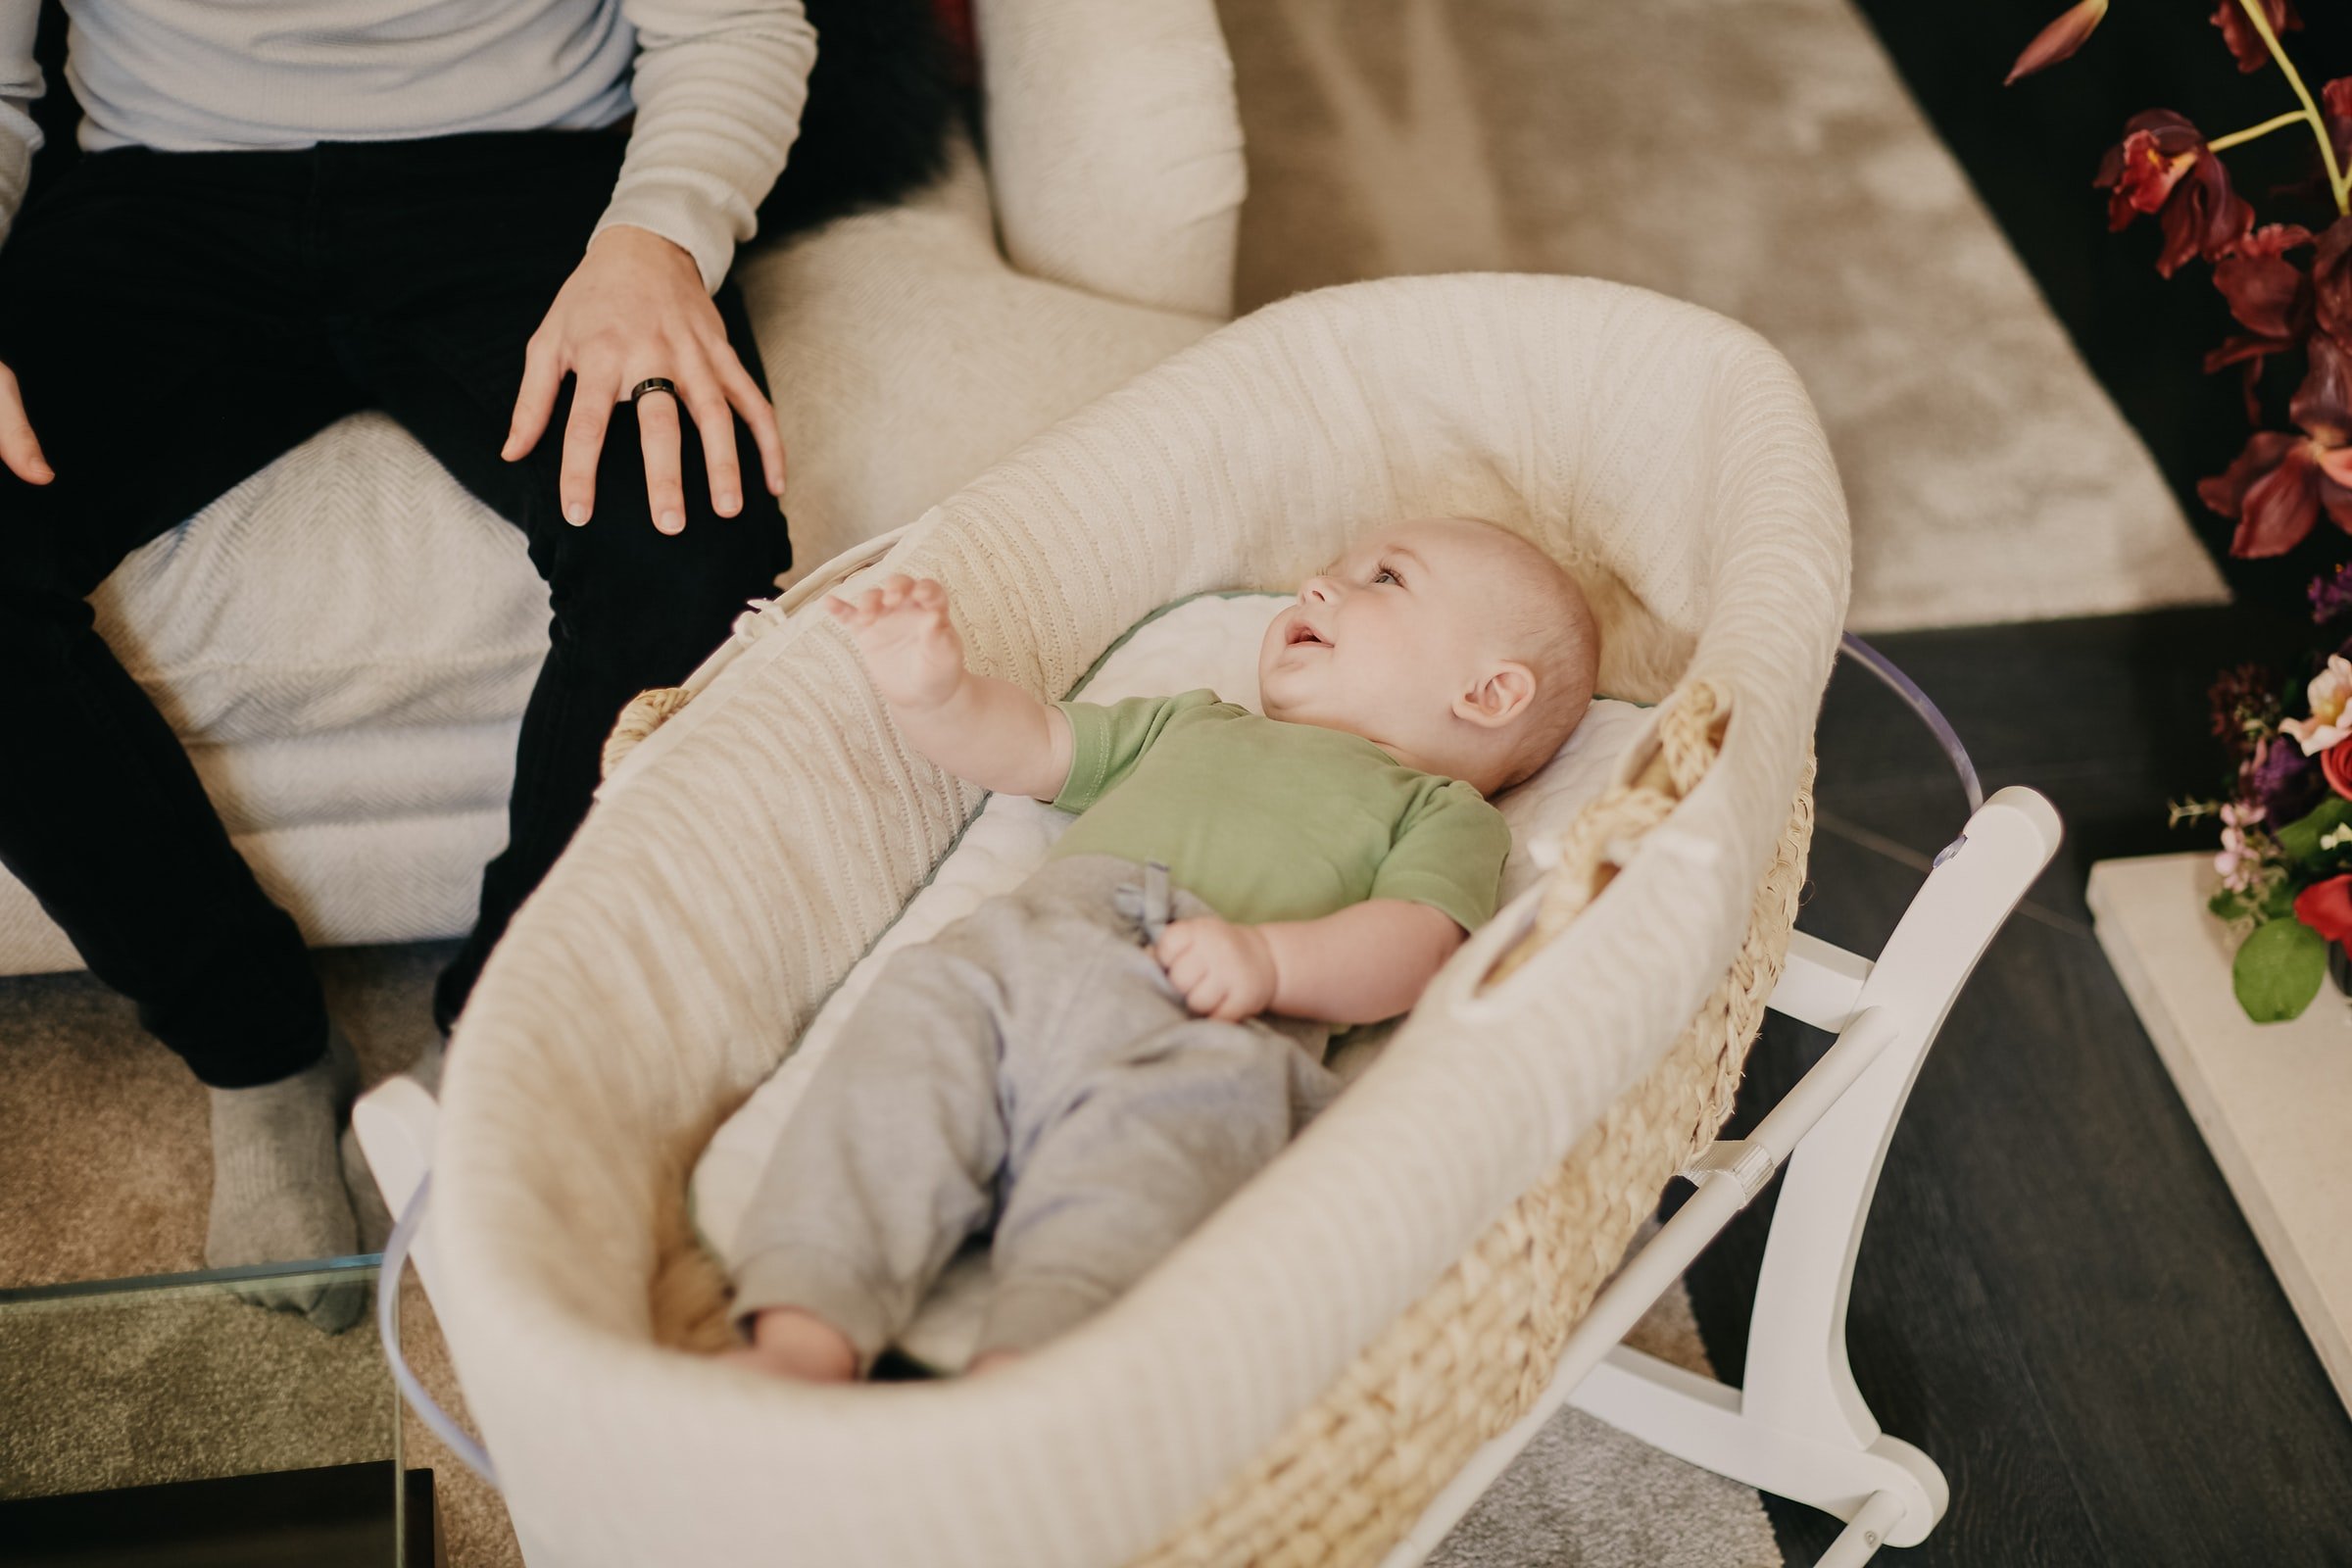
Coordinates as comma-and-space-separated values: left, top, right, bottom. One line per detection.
0, 2, 42, 256
597, 0, 816, 294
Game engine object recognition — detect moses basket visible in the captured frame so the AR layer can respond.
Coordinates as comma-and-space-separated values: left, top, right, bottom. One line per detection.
420, 270, 1861, 1565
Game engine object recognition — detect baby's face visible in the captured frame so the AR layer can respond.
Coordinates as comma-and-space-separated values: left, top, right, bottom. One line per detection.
1257, 517, 1528, 776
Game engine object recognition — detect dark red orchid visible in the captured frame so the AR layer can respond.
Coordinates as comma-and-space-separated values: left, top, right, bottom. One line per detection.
2007, 0, 2109, 85
2310, 214, 2352, 348
2096, 112, 2255, 277
2260, 77, 2352, 213
2295, 873, 2352, 941
2201, 335, 2352, 555
2206, 223, 2315, 419
2213, 0, 2301, 75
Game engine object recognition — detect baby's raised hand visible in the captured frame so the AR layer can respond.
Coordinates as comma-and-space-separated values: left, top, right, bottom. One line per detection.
1154, 916, 1279, 1022
826, 575, 966, 710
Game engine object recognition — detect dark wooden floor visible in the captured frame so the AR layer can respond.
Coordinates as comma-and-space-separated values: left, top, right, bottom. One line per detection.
1681, 608, 2352, 1565
1755, 20, 2352, 1555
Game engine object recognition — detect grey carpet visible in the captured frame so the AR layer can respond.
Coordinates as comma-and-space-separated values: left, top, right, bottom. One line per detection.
1426, 1284, 1782, 1568
1218, 0, 2229, 631
0, 1275, 395, 1498
0, 943, 524, 1568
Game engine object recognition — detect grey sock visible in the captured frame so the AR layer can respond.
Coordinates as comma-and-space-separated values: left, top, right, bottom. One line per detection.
340, 1121, 394, 1257
206, 1026, 364, 1331
340, 1035, 447, 1254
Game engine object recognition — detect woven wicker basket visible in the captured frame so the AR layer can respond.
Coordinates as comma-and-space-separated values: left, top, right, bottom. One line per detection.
428, 273, 1848, 1568
609, 672, 1814, 1568
1139, 688, 1811, 1568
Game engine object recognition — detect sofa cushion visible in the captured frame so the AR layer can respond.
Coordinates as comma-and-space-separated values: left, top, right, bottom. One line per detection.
92, 411, 550, 746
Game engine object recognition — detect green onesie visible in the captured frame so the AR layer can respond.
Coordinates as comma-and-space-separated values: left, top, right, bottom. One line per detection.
1048, 689, 1512, 932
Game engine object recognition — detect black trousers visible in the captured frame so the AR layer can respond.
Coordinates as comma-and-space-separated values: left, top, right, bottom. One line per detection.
0, 129, 806, 1087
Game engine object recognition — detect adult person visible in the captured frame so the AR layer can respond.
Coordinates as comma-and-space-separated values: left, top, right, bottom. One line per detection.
0, 0, 949, 1312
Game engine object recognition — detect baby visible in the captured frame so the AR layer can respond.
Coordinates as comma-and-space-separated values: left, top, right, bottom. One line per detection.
727, 515, 1598, 1381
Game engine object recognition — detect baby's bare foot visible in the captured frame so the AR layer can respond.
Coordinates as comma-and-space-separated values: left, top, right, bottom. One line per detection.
728, 1308, 858, 1382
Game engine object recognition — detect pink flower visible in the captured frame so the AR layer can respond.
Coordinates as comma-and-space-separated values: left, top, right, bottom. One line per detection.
2281, 654, 2352, 754
2215, 800, 2268, 890
2215, 828, 2254, 888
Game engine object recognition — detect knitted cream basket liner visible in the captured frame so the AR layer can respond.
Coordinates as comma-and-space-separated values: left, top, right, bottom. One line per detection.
428, 274, 1848, 1568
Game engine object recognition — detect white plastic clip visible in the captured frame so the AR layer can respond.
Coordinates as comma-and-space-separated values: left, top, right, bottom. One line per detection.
1642, 828, 1725, 872
1679, 1138, 1777, 1203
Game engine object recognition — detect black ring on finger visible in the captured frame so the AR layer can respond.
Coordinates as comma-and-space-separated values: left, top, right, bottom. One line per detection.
628, 376, 679, 406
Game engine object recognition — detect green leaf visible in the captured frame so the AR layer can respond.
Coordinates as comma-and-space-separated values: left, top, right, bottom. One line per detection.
2275, 797, 2352, 866
2209, 885, 2252, 923
2233, 917, 2328, 1023
2260, 877, 2300, 922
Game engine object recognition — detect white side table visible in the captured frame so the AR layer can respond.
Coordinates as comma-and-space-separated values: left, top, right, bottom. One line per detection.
2088, 853, 2352, 1417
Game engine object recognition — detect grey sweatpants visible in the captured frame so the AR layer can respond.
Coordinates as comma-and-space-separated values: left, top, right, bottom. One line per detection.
731, 855, 1340, 1363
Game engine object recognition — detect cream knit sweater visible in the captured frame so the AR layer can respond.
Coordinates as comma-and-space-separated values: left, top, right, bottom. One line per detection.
0, 0, 814, 291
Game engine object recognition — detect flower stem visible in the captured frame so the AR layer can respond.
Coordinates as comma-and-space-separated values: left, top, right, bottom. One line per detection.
2209, 109, 2312, 154
2233, 0, 2349, 216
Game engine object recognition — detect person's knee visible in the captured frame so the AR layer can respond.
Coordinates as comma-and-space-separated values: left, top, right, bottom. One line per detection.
543, 504, 788, 666
0, 523, 102, 652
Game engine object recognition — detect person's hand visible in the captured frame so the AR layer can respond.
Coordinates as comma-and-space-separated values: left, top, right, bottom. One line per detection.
502, 225, 785, 535
0, 361, 53, 485
1154, 917, 1279, 1022
825, 576, 967, 710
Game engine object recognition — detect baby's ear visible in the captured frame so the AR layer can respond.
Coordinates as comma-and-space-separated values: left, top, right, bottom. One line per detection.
1453, 662, 1536, 729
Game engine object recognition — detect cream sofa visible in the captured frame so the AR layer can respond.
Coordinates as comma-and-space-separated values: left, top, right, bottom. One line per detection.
0, 0, 1243, 977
